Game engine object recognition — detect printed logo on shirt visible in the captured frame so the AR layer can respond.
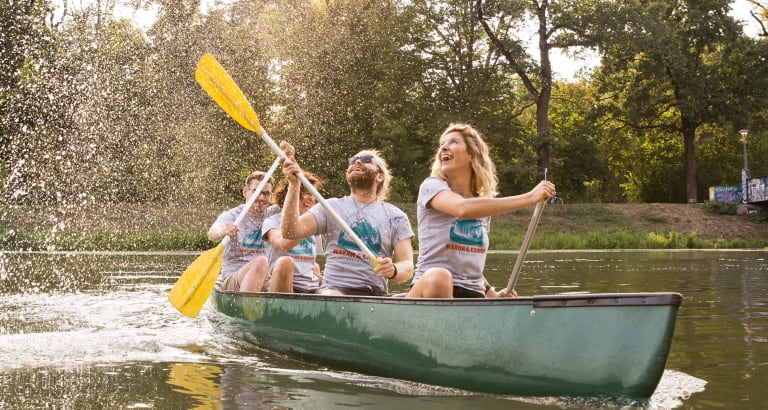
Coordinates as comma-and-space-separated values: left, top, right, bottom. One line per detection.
287, 237, 315, 256
242, 229, 266, 250
338, 220, 382, 253
449, 219, 484, 246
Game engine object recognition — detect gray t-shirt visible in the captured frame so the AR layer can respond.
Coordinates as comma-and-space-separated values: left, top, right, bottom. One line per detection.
412, 177, 490, 294
262, 213, 321, 292
309, 196, 414, 293
215, 204, 280, 283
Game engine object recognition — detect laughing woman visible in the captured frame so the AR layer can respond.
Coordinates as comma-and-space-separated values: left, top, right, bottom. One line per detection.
262, 171, 324, 293
406, 123, 556, 299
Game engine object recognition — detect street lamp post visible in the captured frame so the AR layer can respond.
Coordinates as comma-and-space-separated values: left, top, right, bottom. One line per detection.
739, 129, 750, 203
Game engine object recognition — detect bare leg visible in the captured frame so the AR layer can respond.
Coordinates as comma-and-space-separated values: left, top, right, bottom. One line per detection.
238, 256, 269, 292
406, 268, 453, 298
313, 263, 322, 287
268, 256, 295, 293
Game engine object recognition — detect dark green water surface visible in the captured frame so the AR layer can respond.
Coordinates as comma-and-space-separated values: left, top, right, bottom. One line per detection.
1, 250, 765, 409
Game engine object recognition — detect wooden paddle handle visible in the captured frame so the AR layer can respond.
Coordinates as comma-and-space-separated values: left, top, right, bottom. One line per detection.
505, 169, 549, 293
505, 201, 545, 293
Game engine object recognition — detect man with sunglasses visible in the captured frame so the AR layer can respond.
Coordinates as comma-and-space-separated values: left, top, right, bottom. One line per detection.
207, 170, 280, 292
279, 144, 414, 296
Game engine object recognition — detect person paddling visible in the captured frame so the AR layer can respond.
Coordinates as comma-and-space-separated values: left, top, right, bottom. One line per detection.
207, 170, 279, 292
262, 171, 324, 293
279, 143, 414, 296
407, 123, 556, 298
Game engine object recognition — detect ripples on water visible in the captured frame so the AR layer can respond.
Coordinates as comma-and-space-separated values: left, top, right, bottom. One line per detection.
1, 250, 764, 408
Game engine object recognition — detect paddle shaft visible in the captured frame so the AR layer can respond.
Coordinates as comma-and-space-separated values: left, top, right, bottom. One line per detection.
505, 169, 548, 293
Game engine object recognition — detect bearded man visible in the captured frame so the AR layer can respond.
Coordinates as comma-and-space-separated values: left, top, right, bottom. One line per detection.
279, 145, 414, 296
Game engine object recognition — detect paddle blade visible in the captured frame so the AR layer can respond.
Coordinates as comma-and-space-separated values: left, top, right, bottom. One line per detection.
195, 53, 264, 135
168, 244, 224, 317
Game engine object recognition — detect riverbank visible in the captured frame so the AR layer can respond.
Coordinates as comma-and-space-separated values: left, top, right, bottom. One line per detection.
2, 202, 767, 251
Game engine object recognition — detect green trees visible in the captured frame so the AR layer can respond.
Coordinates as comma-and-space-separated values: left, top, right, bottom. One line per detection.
260, 0, 426, 199
590, 0, 766, 202
1, 0, 766, 207
1, 0, 60, 203
474, 0, 591, 185
406, 0, 533, 196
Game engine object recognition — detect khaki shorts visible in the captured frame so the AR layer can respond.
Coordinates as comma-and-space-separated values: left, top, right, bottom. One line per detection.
219, 271, 269, 292
219, 273, 242, 292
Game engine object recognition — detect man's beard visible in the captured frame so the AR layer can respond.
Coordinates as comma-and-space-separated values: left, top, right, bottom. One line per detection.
346, 167, 377, 191
249, 201, 267, 214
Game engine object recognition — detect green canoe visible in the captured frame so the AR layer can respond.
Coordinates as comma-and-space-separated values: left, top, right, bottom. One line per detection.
210, 291, 682, 399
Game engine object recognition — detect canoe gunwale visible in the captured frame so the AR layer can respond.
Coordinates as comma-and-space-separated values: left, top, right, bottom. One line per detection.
213, 290, 682, 308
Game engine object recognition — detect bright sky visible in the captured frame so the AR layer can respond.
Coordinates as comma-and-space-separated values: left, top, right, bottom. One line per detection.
54, 0, 763, 80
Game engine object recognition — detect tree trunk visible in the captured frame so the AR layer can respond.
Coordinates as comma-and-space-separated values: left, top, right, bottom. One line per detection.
536, 92, 551, 181
682, 116, 698, 203
475, 0, 553, 182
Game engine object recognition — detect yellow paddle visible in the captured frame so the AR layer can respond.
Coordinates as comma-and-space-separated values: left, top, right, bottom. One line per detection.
504, 168, 548, 294
194, 53, 380, 271
168, 156, 281, 317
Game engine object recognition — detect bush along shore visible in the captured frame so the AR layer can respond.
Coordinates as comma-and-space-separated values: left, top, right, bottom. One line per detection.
2, 202, 767, 252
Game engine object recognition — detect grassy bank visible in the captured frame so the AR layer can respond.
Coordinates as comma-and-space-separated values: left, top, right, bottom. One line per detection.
2, 202, 767, 252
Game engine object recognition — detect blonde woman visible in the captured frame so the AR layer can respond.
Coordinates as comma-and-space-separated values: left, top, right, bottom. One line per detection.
407, 123, 556, 298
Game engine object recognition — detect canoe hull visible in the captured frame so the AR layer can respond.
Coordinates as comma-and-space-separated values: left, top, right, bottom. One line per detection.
211, 291, 681, 398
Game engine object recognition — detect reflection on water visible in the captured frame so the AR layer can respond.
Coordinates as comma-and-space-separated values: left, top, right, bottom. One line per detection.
0, 250, 765, 409
168, 363, 223, 409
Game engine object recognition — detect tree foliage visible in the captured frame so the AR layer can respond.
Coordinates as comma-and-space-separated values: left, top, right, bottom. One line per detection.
1, 0, 61, 203
1, 0, 766, 209
589, 0, 766, 202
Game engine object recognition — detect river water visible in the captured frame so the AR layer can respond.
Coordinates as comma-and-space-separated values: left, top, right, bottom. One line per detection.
0, 250, 765, 409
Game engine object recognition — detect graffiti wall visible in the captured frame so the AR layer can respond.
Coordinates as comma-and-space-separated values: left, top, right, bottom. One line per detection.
709, 186, 742, 204
710, 177, 768, 204
748, 177, 768, 203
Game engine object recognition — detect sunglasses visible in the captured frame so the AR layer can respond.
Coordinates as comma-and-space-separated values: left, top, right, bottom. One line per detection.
247, 188, 272, 198
348, 155, 375, 165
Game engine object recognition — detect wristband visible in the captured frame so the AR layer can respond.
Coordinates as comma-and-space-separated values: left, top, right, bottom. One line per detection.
388, 264, 398, 279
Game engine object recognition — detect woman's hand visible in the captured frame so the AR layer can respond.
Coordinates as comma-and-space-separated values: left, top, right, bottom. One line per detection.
530, 180, 556, 204
223, 222, 239, 240
486, 286, 517, 298
279, 141, 301, 184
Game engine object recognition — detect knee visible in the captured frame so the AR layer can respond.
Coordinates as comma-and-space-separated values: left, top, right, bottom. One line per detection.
423, 268, 453, 289
274, 256, 295, 271
247, 256, 268, 272
271, 257, 295, 281
409, 267, 453, 298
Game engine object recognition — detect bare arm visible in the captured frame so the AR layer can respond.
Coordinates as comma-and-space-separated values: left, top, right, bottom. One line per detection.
279, 143, 320, 240
429, 180, 556, 220
265, 228, 303, 252
390, 237, 415, 282
207, 221, 237, 242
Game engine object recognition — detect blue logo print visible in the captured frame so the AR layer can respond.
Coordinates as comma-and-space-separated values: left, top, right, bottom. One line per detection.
288, 238, 315, 255
449, 219, 483, 246
242, 229, 265, 250
339, 220, 382, 253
